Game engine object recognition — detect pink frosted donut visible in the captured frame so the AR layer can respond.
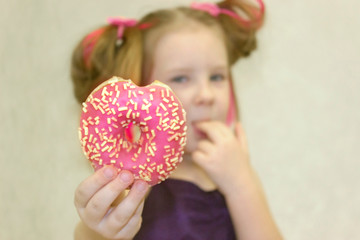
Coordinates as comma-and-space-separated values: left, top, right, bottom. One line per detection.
79, 77, 187, 186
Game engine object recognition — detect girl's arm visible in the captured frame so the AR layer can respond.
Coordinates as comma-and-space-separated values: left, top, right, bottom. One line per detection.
224, 165, 283, 240
193, 121, 283, 240
75, 221, 115, 240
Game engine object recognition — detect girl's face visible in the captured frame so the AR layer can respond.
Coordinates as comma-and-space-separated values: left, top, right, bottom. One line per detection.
148, 25, 231, 153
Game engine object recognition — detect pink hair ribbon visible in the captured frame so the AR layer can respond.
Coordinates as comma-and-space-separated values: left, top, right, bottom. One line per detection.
107, 17, 138, 45
190, 0, 264, 28
82, 17, 139, 67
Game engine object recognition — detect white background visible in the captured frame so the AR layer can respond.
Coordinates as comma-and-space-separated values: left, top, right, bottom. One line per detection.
1, 0, 359, 239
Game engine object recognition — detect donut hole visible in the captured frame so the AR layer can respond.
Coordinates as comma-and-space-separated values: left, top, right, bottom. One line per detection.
125, 122, 141, 143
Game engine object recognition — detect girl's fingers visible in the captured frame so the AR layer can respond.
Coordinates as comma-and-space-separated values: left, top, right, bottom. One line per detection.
107, 200, 145, 239
192, 150, 207, 165
195, 121, 229, 142
105, 180, 149, 229
84, 170, 135, 223
196, 139, 213, 154
235, 122, 249, 150
74, 166, 117, 209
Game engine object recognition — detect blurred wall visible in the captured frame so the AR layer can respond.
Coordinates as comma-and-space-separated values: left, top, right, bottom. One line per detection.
1, 0, 359, 239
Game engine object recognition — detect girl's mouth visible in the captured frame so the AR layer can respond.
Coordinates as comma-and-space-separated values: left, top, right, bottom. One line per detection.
191, 120, 209, 139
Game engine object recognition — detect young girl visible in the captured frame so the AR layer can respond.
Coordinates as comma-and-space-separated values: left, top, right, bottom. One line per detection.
71, 1, 283, 239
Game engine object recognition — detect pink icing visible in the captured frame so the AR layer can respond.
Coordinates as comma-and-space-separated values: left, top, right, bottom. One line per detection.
79, 77, 187, 186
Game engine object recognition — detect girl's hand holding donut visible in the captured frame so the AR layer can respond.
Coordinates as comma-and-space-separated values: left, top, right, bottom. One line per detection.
74, 165, 149, 240
192, 121, 251, 195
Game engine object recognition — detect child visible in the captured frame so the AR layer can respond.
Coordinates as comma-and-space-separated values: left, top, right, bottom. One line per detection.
71, 1, 283, 239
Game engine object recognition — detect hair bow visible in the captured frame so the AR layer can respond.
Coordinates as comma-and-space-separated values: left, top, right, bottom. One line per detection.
191, 2, 223, 16
107, 17, 138, 45
190, 1, 264, 27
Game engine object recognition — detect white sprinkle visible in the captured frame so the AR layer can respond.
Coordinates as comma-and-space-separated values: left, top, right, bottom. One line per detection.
160, 103, 167, 111
126, 109, 132, 118
98, 106, 105, 114
168, 133, 178, 142
144, 116, 152, 121
82, 103, 88, 113
102, 145, 109, 152
102, 87, 108, 96
170, 157, 178, 162
149, 147, 155, 156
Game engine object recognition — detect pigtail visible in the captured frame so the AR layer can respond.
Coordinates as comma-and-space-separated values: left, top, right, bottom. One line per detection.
71, 26, 116, 103
71, 39, 90, 104
71, 23, 143, 104
217, 0, 265, 64
89, 26, 119, 80
113, 27, 143, 86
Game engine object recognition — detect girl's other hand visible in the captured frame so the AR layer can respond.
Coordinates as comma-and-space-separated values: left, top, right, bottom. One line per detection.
74, 166, 149, 240
192, 121, 251, 195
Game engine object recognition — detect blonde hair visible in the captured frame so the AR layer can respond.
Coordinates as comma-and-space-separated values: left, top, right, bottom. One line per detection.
70, 0, 264, 103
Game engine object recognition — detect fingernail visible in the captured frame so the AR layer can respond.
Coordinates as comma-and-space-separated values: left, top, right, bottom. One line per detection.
103, 167, 115, 179
135, 181, 148, 192
119, 171, 133, 182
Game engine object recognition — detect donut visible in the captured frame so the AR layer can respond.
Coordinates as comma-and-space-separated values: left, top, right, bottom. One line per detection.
79, 77, 187, 186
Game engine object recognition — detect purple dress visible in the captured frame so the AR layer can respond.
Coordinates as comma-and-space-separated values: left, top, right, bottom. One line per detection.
134, 179, 236, 240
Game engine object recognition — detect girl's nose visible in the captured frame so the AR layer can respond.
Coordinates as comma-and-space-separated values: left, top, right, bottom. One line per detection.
194, 81, 215, 105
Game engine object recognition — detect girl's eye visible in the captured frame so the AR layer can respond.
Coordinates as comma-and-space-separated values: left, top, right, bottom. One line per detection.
171, 76, 188, 83
210, 74, 225, 82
